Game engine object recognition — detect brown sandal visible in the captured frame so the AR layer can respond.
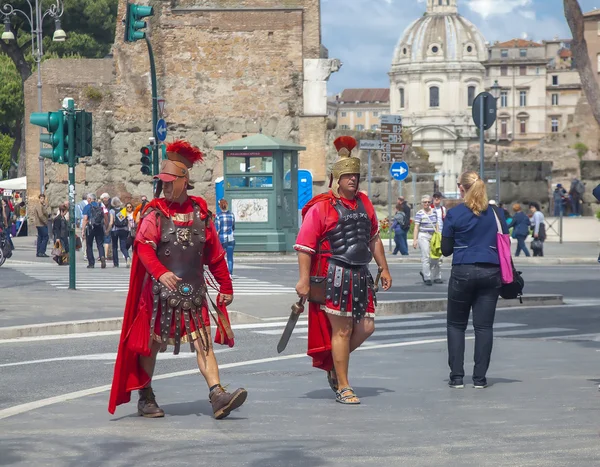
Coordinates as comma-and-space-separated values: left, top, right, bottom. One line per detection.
335, 387, 360, 405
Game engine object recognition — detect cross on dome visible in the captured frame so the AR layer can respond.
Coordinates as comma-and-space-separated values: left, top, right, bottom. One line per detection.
427, 0, 458, 14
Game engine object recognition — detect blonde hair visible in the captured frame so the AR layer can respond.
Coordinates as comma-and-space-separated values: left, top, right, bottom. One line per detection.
460, 171, 488, 216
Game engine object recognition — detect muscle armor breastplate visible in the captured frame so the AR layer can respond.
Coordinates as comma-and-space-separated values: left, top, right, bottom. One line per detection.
150, 203, 210, 354
327, 198, 373, 266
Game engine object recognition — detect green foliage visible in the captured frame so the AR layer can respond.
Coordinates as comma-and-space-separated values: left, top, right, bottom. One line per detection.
0, 134, 14, 178
0, 54, 23, 135
573, 142, 588, 159
85, 86, 103, 101
596, 210, 600, 221
514, 147, 528, 154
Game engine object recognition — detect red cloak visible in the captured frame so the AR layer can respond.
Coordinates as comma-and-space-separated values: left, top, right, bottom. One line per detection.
108, 196, 233, 414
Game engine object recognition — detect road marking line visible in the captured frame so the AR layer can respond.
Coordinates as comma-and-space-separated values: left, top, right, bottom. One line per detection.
0, 337, 452, 420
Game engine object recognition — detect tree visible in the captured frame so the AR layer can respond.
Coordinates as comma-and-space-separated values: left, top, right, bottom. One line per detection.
564, 0, 600, 127
0, 0, 118, 178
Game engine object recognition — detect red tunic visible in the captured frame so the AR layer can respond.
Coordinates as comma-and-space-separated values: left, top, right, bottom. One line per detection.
293, 191, 379, 371
108, 196, 233, 414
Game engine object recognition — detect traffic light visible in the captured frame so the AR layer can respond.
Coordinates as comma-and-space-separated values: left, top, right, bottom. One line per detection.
124, 2, 154, 43
75, 111, 93, 160
140, 146, 152, 175
30, 111, 66, 163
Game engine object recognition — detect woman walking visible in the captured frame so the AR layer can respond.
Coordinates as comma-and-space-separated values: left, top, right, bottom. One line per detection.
52, 205, 69, 265
109, 197, 131, 268
413, 195, 439, 286
508, 204, 530, 257
442, 171, 508, 389
215, 199, 236, 277
529, 202, 546, 257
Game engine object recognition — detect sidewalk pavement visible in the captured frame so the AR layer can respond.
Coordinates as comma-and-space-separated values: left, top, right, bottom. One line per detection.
2, 338, 600, 466
7, 237, 600, 265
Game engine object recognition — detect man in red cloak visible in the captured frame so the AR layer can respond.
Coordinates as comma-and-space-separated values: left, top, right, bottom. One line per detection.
108, 140, 247, 420
294, 136, 392, 405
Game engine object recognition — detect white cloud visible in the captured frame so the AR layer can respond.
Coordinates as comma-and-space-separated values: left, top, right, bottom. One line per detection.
466, 0, 533, 18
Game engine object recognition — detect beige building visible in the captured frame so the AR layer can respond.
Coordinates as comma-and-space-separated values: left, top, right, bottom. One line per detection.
583, 9, 600, 85
332, 89, 390, 131
484, 38, 582, 146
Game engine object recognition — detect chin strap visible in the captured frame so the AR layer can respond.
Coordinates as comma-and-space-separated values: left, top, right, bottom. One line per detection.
154, 180, 163, 199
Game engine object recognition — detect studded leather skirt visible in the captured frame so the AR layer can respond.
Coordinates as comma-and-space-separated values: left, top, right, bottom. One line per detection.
324, 260, 376, 322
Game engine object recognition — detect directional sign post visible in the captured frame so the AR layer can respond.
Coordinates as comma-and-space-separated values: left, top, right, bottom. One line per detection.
380, 114, 405, 162
156, 118, 167, 142
472, 92, 497, 180
390, 161, 409, 181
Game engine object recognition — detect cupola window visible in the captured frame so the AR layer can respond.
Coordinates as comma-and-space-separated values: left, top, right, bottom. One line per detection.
430, 86, 440, 108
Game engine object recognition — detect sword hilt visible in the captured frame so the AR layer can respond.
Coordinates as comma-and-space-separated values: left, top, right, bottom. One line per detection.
374, 267, 384, 293
292, 298, 306, 315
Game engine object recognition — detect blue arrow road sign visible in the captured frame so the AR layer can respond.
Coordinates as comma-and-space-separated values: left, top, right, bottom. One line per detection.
390, 161, 409, 181
156, 119, 167, 142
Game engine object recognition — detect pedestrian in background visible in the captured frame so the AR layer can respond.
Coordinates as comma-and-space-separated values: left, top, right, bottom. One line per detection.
442, 171, 507, 389
109, 197, 131, 268
553, 184, 567, 217
391, 202, 409, 256
134, 195, 149, 224
81, 193, 107, 269
32, 193, 49, 258
413, 194, 440, 286
529, 202, 546, 257
51, 204, 69, 265
100, 193, 112, 259
215, 199, 236, 277
508, 204, 530, 257
432, 191, 446, 231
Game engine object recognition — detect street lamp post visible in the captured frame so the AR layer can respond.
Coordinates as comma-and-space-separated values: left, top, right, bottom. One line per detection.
1, 0, 65, 195
490, 80, 502, 203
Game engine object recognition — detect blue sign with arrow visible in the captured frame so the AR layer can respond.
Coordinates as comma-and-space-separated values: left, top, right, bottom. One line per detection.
390, 161, 409, 181
156, 118, 167, 142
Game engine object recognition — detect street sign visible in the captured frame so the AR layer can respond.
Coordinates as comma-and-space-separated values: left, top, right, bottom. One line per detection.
472, 92, 497, 131
381, 143, 406, 153
381, 114, 403, 125
381, 123, 403, 135
156, 118, 167, 142
157, 98, 166, 118
382, 133, 402, 144
359, 140, 382, 150
390, 161, 409, 181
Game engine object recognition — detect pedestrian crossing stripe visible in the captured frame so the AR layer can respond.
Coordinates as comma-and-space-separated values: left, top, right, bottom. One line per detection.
5, 263, 296, 296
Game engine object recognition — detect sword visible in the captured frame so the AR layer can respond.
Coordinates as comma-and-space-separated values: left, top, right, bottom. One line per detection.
277, 298, 306, 354
373, 267, 384, 293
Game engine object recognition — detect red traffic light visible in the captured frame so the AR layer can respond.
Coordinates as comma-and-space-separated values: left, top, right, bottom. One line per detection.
140, 146, 151, 156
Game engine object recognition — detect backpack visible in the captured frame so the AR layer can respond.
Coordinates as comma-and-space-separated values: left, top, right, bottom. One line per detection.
392, 212, 406, 233
113, 209, 128, 228
90, 204, 104, 227
575, 180, 585, 196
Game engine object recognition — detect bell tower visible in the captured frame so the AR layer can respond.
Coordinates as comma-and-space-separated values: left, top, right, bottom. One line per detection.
427, 0, 458, 14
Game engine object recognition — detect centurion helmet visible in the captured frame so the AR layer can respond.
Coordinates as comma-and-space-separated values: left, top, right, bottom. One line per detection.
154, 140, 204, 199
329, 136, 361, 197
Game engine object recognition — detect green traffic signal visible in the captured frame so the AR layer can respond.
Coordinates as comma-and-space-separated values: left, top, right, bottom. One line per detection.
124, 3, 154, 43
75, 110, 93, 159
30, 111, 66, 163
140, 146, 152, 175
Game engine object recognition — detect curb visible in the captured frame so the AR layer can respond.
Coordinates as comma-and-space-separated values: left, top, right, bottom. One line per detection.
376, 294, 563, 316
0, 295, 563, 340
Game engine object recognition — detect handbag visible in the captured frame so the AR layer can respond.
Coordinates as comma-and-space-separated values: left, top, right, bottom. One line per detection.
308, 276, 327, 304
531, 238, 543, 251
424, 212, 442, 259
499, 261, 524, 303
491, 207, 513, 284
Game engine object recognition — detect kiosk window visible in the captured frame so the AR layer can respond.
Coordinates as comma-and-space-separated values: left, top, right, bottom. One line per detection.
225, 156, 273, 189
283, 152, 292, 190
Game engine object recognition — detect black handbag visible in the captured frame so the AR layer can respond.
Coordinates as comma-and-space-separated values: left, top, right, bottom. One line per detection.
308, 276, 327, 304
500, 259, 524, 303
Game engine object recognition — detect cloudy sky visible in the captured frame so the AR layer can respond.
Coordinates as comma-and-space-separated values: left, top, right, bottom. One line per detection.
322, 0, 599, 94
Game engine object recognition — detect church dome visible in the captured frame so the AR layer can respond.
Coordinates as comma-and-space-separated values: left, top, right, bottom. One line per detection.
392, 0, 487, 65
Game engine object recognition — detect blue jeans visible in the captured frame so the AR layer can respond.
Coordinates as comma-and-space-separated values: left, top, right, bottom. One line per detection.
36, 226, 49, 255
553, 204, 563, 217
393, 229, 408, 255
222, 240, 235, 274
514, 235, 530, 257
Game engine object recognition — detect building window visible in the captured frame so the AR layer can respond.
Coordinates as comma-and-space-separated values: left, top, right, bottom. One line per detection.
355, 124, 364, 131
500, 91, 508, 107
552, 75, 559, 86
552, 93, 559, 106
501, 49, 508, 58
501, 120, 508, 137
399, 88, 405, 108
520, 49, 527, 58
520, 65, 527, 76
340, 125, 349, 130
356, 111, 363, 118
551, 118, 559, 133
520, 119, 527, 134
501, 66, 508, 76
467, 86, 476, 107
536, 67, 541, 75
371, 125, 379, 131
372, 111, 379, 117
485, 67, 490, 77
341, 112, 347, 117
520, 90, 527, 107
430, 86, 440, 108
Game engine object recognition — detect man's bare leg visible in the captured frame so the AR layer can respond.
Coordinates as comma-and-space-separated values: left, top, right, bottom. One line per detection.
193, 335, 220, 388
326, 313, 353, 389
137, 340, 165, 417
349, 317, 375, 353
139, 340, 162, 383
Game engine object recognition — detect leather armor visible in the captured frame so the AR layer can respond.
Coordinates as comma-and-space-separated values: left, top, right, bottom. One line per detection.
150, 203, 210, 355
327, 198, 373, 266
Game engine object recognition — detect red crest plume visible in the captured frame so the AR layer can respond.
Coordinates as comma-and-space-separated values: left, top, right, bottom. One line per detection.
166, 140, 204, 167
334, 136, 357, 153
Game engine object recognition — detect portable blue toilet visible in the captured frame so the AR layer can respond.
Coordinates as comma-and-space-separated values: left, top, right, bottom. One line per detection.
297, 169, 313, 210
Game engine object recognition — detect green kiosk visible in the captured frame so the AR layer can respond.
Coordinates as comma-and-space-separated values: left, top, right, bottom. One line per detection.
215, 134, 306, 252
